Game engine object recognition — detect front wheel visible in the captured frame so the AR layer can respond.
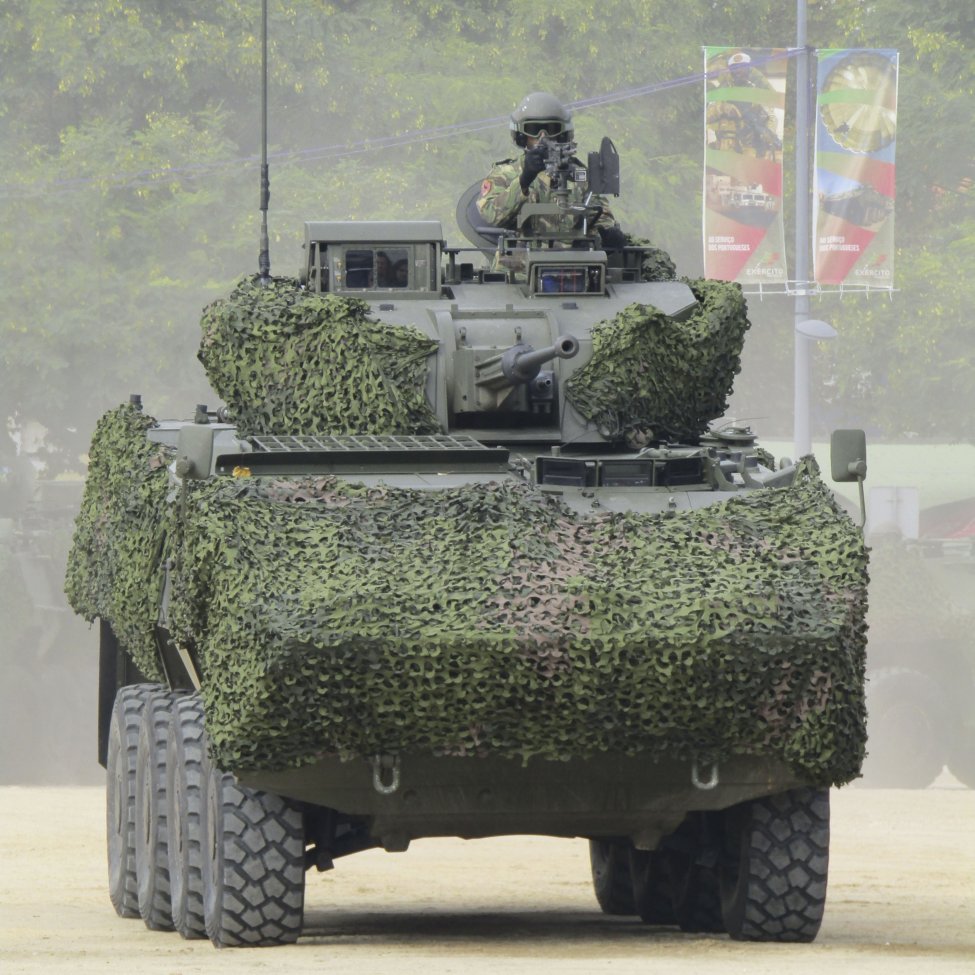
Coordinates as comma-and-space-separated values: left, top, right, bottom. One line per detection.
203, 754, 305, 947
106, 684, 159, 918
719, 788, 829, 943
166, 694, 207, 939
135, 690, 176, 930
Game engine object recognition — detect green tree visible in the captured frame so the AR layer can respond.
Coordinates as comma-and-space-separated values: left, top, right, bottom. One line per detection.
1, 0, 972, 463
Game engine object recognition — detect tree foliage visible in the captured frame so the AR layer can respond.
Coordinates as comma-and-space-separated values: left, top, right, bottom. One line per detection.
1, 0, 972, 467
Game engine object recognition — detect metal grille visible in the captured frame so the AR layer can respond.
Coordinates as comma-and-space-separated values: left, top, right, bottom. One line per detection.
249, 434, 497, 454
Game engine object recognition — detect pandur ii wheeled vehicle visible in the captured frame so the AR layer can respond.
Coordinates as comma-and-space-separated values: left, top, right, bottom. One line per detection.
66, 144, 869, 948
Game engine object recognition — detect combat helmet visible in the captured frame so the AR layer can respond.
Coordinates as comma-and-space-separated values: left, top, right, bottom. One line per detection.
510, 91, 573, 147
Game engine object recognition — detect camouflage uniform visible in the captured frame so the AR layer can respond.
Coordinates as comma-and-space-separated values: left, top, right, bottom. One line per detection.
707, 102, 744, 153
476, 155, 616, 238
709, 65, 780, 160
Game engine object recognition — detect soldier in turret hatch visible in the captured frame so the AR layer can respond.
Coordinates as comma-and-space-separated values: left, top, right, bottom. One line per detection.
476, 91, 625, 251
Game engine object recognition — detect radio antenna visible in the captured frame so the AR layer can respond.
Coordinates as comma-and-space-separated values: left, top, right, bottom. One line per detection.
257, 0, 271, 284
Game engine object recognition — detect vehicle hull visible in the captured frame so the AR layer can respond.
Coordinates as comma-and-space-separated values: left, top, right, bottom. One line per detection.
238, 751, 802, 848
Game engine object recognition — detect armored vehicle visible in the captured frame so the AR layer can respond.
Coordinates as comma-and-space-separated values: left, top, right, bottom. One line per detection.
860, 497, 975, 788
66, 171, 869, 947
0, 466, 97, 784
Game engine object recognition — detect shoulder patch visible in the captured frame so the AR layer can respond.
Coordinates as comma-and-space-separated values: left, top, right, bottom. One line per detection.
480, 179, 492, 196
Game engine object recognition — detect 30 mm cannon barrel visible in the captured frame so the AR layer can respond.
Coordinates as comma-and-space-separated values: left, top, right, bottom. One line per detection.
506, 335, 580, 383
474, 335, 580, 392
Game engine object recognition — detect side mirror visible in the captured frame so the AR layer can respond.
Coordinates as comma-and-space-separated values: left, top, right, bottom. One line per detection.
830, 428, 867, 528
175, 423, 215, 480
830, 429, 867, 483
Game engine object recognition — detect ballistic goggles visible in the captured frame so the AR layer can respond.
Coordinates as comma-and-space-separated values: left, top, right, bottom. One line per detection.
520, 120, 568, 138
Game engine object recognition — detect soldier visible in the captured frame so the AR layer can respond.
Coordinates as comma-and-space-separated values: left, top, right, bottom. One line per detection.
707, 100, 744, 153
726, 50, 774, 93
708, 52, 781, 161
476, 91, 625, 251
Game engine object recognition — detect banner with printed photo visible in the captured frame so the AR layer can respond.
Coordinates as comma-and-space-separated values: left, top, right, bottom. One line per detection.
703, 47, 788, 284
814, 49, 898, 287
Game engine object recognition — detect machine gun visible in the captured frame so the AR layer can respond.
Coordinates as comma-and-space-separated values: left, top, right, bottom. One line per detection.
536, 135, 621, 202
539, 138, 586, 195
740, 108, 782, 156
514, 136, 621, 246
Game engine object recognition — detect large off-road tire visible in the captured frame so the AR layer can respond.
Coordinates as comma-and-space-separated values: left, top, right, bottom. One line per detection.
166, 694, 207, 940
719, 788, 829, 943
861, 667, 947, 788
628, 848, 676, 925
203, 754, 305, 947
947, 735, 975, 789
670, 855, 723, 932
106, 683, 160, 918
589, 839, 636, 915
665, 814, 723, 933
135, 689, 176, 930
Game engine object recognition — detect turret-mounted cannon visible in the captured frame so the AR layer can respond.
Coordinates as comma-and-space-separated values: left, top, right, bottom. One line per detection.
467, 334, 580, 412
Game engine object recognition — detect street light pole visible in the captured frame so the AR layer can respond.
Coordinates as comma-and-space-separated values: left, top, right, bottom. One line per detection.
793, 0, 813, 458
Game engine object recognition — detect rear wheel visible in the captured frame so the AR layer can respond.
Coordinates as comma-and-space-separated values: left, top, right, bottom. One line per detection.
167, 695, 207, 939
719, 788, 829, 943
666, 814, 723, 933
861, 667, 946, 788
588, 839, 636, 915
203, 753, 305, 947
106, 684, 159, 918
671, 856, 723, 932
135, 690, 176, 930
947, 735, 975, 789
628, 848, 675, 925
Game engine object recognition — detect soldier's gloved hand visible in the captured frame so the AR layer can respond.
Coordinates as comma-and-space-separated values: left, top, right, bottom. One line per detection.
520, 146, 546, 193
598, 226, 627, 252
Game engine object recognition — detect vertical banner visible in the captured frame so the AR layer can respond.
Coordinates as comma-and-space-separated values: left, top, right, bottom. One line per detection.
814, 50, 898, 287
703, 47, 788, 284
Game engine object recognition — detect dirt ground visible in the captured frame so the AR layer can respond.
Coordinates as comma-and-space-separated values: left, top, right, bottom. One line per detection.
1, 776, 973, 975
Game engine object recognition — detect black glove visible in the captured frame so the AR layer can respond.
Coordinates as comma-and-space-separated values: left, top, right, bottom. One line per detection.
598, 225, 627, 252
520, 146, 546, 193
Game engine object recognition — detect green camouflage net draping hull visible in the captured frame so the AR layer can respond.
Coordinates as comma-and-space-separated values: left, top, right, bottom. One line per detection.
565, 279, 749, 447
68, 406, 867, 786
198, 276, 441, 436
64, 405, 171, 681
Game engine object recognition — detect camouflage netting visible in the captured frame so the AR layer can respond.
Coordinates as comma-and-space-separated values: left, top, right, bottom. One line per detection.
624, 234, 678, 282
565, 279, 749, 448
64, 406, 172, 681
198, 275, 441, 436
68, 380, 867, 784
155, 459, 867, 786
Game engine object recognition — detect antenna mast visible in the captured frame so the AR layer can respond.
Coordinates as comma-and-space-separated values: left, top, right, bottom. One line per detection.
258, 0, 271, 284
